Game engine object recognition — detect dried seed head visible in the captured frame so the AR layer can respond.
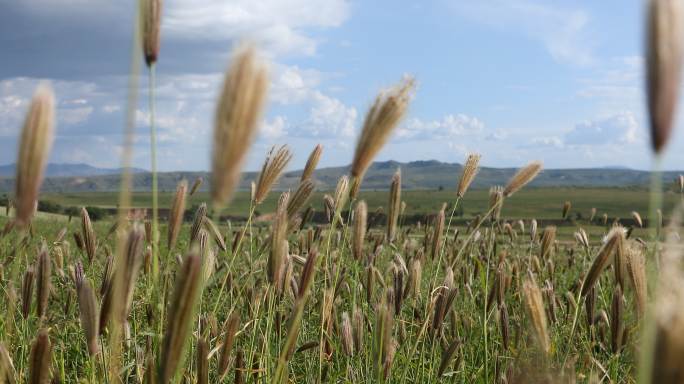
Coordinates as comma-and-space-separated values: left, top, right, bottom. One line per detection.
0, 343, 16, 384
301, 144, 323, 182
28, 328, 51, 384
268, 193, 289, 289
387, 168, 402, 242
190, 203, 208, 245
340, 312, 354, 356
611, 285, 625, 353
352, 201, 367, 261
21, 267, 35, 318
167, 180, 187, 250
121, 224, 145, 318
457, 153, 481, 198
350, 77, 415, 198
141, 0, 162, 66
574, 228, 590, 248
159, 250, 203, 383
77, 278, 100, 356
35, 244, 50, 318
581, 227, 625, 297
540, 226, 557, 260
488, 186, 504, 221
14, 85, 55, 229
218, 312, 240, 378
430, 207, 445, 260
522, 277, 550, 354
196, 337, 209, 384
530, 218, 538, 242
408, 258, 423, 298
333, 175, 350, 215
189, 177, 203, 196
287, 179, 315, 224
626, 243, 647, 316
632, 211, 643, 227
562, 201, 572, 219
211, 45, 269, 208
373, 296, 394, 380
202, 216, 227, 252
81, 207, 97, 262
298, 250, 318, 299
254, 145, 292, 204
503, 161, 543, 197
646, 0, 684, 153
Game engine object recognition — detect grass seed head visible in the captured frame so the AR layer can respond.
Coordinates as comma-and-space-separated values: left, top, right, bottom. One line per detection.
503, 161, 543, 197
28, 328, 51, 384
77, 278, 100, 356
35, 243, 50, 319
350, 77, 415, 198
387, 168, 402, 242
211, 45, 269, 209
457, 153, 481, 198
581, 227, 625, 297
522, 277, 550, 355
646, 0, 684, 153
353, 201, 368, 261
301, 144, 323, 182
254, 145, 293, 205
14, 84, 55, 229
167, 180, 187, 250
159, 249, 203, 383
141, 0, 162, 66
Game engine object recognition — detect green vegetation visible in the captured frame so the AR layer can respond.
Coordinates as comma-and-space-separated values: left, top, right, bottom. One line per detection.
38, 187, 682, 221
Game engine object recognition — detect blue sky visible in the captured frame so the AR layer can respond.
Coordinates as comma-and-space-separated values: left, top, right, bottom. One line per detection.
0, 0, 680, 171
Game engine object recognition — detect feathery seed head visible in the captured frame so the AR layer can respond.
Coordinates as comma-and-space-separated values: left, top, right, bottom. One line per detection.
14, 84, 55, 229
457, 153, 481, 198
211, 45, 269, 209
503, 161, 543, 197
646, 0, 684, 153
350, 77, 415, 198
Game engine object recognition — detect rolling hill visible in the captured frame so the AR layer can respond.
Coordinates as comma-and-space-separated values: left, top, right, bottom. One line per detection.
0, 160, 681, 193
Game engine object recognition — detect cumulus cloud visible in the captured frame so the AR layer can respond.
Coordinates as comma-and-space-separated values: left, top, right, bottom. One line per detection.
396, 114, 484, 141
261, 116, 288, 139
270, 65, 357, 138
531, 136, 564, 148
565, 112, 639, 146
163, 0, 350, 56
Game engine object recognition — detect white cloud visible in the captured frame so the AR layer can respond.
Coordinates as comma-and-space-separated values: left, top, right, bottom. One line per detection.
261, 116, 288, 139
531, 136, 564, 148
451, 0, 594, 66
565, 112, 639, 146
270, 65, 357, 138
397, 114, 484, 141
0, 77, 103, 135
163, 0, 351, 56
60, 106, 93, 125
306, 92, 357, 138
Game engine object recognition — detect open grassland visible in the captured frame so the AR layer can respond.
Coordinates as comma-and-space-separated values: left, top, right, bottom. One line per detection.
40, 187, 683, 220
0, 185, 666, 382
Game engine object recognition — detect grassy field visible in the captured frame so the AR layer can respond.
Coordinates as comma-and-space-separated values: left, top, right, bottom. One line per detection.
40, 187, 683, 220
0, 176, 670, 383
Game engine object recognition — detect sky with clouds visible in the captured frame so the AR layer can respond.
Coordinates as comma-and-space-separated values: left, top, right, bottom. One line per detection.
0, 0, 682, 171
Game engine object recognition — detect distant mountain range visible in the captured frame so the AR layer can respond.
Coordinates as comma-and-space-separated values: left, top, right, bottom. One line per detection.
0, 163, 145, 178
0, 160, 681, 193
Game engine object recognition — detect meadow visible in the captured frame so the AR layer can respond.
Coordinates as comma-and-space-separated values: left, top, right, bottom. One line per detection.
2, 0, 683, 382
